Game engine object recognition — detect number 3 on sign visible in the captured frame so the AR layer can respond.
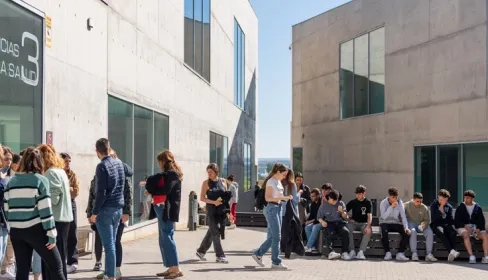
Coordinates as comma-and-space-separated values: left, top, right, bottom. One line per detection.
21, 32, 39, 87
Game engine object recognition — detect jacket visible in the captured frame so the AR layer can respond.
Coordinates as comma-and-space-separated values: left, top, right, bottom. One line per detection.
280, 200, 305, 258
146, 170, 182, 222
93, 156, 125, 214
45, 167, 73, 222
298, 184, 311, 203
454, 202, 486, 231
229, 182, 239, 204
429, 199, 454, 228
0, 177, 7, 229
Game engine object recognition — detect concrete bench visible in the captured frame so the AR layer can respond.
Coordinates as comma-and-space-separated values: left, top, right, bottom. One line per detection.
77, 225, 95, 260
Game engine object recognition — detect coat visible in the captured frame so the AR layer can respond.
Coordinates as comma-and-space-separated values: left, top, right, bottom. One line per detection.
280, 200, 305, 258
145, 170, 182, 222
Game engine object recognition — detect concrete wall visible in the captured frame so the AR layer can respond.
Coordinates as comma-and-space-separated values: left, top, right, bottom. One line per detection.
291, 0, 487, 206
17, 0, 258, 232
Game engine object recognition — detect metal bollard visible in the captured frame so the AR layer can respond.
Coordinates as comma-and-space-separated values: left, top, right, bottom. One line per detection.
188, 192, 198, 231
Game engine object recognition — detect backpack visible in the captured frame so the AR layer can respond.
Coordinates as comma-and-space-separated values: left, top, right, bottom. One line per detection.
255, 187, 267, 210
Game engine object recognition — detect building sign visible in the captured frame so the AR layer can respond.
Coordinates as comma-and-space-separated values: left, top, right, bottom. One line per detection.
0, 0, 43, 89
46, 131, 53, 145
45, 16, 52, 48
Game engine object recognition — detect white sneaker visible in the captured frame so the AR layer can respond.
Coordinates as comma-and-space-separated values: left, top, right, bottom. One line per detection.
356, 250, 366, 260
252, 254, 265, 267
311, 247, 318, 252
67, 264, 78, 273
384, 252, 392, 260
271, 263, 289, 270
341, 252, 351, 260
396, 253, 409, 261
482, 256, 488, 264
304, 246, 312, 253
469, 255, 476, 264
229, 224, 236, 229
411, 253, 419, 261
196, 251, 207, 261
425, 254, 438, 262
448, 249, 460, 262
348, 250, 356, 259
328, 252, 341, 260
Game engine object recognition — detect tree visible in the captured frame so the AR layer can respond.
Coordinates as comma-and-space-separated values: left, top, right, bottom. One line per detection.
266, 162, 274, 173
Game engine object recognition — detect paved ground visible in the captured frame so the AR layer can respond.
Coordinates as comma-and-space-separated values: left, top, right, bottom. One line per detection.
70, 227, 488, 280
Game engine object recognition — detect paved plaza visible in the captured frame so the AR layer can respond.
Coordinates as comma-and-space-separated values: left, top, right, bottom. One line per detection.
69, 227, 488, 280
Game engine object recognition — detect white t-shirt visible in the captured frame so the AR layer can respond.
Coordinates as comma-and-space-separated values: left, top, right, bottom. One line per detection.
267, 178, 284, 198
466, 203, 475, 217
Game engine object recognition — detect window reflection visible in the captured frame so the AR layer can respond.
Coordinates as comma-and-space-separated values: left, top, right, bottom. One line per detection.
184, 0, 211, 81
340, 41, 354, 119
369, 28, 385, 114
209, 132, 228, 177
234, 19, 245, 109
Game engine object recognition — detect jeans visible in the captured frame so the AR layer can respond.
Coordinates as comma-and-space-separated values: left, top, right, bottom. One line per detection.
323, 222, 350, 254
347, 221, 371, 252
154, 204, 179, 267
304, 223, 322, 248
10, 224, 65, 280
67, 200, 79, 265
42, 222, 70, 280
93, 222, 124, 266
0, 226, 8, 265
32, 251, 42, 274
408, 222, 434, 254
197, 206, 225, 258
432, 225, 457, 251
254, 203, 282, 265
380, 223, 409, 253
96, 207, 122, 278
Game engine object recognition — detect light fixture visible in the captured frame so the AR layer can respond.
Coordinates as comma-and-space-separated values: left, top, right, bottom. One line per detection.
87, 18, 94, 31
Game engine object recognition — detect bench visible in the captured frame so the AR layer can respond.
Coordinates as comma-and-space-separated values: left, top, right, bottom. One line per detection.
77, 225, 95, 260
316, 227, 485, 259
236, 212, 267, 227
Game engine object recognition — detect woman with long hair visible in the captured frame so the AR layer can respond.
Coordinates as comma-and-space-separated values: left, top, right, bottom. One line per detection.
145, 150, 183, 279
281, 168, 300, 217
4, 147, 65, 280
37, 144, 73, 279
251, 163, 291, 270
195, 163, 233, 264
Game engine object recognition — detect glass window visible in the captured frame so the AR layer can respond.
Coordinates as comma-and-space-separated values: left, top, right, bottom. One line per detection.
339, 27, 385, 119
234, 19, 245, 109
414, 146, 436, 205
184, 0, 211, 82
438, 145, 461, 205
292, 147, 303, 174
243, 142, 252, 191
222, 136, 228, 178
209, 131, 228, 177
463, 143, 488, 208
153, 112, 169, 174
209, 132, 216, 163
108, 96, 133, 169
0, 0, 43, 152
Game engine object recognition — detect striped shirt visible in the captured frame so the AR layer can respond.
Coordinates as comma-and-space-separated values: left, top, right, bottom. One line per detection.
4, 173, 57, 244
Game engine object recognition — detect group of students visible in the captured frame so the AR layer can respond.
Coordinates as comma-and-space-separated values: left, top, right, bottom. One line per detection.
0, 139, 186, 280
246, 163, 488, 270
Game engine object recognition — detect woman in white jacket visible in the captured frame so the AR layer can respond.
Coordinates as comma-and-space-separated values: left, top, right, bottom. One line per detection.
226, 175, 239, 228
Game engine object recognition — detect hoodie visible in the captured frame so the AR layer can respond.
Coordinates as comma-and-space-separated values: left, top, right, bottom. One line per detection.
429, 199, 454, 229
317, 200, 346, 223
454, 202, 485, 231
379, 197, 408, 229
229, 182, 239, 204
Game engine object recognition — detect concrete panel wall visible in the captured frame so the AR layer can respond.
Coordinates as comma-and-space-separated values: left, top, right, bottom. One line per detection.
20, 0, 258, 230
291, 0, 487, 204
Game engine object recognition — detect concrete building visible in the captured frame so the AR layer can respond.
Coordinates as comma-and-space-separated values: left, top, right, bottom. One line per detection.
291, 0, 488, 211
0, 0, 258, 240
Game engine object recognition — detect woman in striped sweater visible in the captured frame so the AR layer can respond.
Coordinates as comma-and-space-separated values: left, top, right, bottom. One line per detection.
4, 147, 65, 280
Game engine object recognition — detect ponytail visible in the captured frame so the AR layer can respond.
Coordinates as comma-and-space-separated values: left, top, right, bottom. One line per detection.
262, 163, 288, 189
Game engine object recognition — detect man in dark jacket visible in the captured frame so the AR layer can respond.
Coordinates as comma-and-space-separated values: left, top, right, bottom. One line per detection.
304, 188, 321, 253
430, 189, 459, 262
295, 173, 310, 224
454, 190, 488, 264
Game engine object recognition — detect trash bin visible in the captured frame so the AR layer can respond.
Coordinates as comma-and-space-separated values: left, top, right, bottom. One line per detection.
371, 198, 377, 217
188, 192, 199, 231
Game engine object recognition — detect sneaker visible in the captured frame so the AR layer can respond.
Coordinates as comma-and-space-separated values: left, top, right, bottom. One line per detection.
328, 252, 341, 260
216, 257, 229, 264
396, 253, 409, 261
469, 255, 476, 264
96, 272, 105, 279
229, 224, 236, 229
311, 247, 318, 252
341, 252, 351, 260
116, 269, 122, 280
411, 253, 419, 261
384, 252, 392, 260
196, 251, 207, 261
448, 249, 460, 262
252, 254, 265, 267
356, 250, 366, 260
304, 246, 313, 253
271, 263, 289, 270
425, 254, 438, 262
349, 250, 356, 259
482, 256, 488, 264
93, 262, 102, 271
67, 264, 78, 273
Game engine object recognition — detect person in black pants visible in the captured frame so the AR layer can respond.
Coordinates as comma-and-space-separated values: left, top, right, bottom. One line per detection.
430, 189, 460, 262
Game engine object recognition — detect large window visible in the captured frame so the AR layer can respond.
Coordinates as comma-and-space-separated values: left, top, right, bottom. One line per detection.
0, 0, 43, 152
415, 143, 488, 208
292, 147, 303, 174
234, 19, 245, 109
108, 96, 169, 225
184, 0, 211, 82
209, 131, 228, 178
340, 27, 384, 119
243, 142, 252, 191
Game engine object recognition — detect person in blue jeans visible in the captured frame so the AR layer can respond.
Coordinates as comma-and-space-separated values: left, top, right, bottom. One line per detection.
252, 163, 291, 270
304, 188, 322, 252
145, 150, 183, 279
89, 138, 125, 280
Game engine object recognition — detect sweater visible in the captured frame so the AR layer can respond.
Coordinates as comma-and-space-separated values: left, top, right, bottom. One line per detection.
317, 200, 346, 223
93, 156, 125, 215
429, 199, 455, 228
45, 167, 73, 222
403, 200, 430, 226
379, 197, 408, 229
4, 173, 57, 244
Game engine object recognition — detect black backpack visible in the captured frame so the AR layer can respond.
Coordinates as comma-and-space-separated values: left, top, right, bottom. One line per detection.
255, 187, 267, 210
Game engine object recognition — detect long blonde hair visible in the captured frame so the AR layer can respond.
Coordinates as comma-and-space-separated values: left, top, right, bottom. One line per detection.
37, 144, 64, 171
262, 163, 287, 189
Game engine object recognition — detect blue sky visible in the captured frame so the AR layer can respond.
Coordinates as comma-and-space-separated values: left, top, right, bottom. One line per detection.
249, 0, 350, 159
